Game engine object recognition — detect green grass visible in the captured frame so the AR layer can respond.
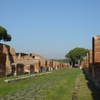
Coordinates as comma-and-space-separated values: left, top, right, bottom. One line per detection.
78, 74, 100, 100
0, 68, 99, 100
44, 69, 81, 100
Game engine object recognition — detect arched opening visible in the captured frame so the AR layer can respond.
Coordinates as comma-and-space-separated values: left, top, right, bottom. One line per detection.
30, 65, 35, 73
17, 63, 24, 75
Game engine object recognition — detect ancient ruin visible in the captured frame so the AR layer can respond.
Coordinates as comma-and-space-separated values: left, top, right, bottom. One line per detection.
0, 43, 70, 77
81, 35, 100, 88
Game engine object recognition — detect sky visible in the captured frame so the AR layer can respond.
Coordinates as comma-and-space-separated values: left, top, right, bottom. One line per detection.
0, 0, 100, 59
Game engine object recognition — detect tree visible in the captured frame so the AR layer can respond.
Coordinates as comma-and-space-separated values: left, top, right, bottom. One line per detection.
0, 26, 12, 41
51, 59, 67, 63
65, 47, 89, 67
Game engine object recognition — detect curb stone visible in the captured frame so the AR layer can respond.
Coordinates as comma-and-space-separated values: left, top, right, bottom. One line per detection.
4, 72, 52, 83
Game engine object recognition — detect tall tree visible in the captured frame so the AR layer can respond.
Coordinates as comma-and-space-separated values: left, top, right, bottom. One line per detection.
0, 26, 12, 41
65, 47, 89, 67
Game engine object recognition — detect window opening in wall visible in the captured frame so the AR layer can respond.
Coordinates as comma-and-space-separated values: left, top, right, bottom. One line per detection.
32, 56, 35, 58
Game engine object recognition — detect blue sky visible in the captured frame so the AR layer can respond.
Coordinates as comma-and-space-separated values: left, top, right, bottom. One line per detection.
0, 0, 100, 59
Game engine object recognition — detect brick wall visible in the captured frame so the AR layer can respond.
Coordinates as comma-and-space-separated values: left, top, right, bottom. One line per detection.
88, 50, 93, 77
17, 63, 24, 75
92, 36, 100, 63
0, 52, 6, 77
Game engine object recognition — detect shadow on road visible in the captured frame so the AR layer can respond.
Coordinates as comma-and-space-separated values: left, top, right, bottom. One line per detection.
83, 70, 100, 100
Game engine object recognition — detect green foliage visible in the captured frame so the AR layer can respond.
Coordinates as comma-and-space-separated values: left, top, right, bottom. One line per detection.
51, 59, 67, 63
65, 47, 89, 65
0, 26, 12, 41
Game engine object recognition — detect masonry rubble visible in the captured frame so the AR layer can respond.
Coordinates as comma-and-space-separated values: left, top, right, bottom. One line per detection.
0, 43, 71, 77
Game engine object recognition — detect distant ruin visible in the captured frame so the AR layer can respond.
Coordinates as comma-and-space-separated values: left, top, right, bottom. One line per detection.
0, 43, 70, 77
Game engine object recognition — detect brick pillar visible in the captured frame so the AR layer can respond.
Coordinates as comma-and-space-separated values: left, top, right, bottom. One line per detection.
6, 54, 12, 76
14, 63, 17, 76
92, 35, 100, 82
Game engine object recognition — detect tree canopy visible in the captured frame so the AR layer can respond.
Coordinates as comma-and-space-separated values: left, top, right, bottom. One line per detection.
65, 47, 89, 67
51, 59, 67, 63
0, 26, 12, 41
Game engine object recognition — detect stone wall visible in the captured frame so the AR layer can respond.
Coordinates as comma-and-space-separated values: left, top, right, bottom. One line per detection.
88, 50, 93, 77
82, 35, 100, 88
16, 63, 24, 75
0, 43, 71, 77
93, 63, 100, 82
0, 43, 17, 76
24, 64, 35, 74
92, 36, 100, 63
92, 36, 100, 83
0, 52, 6, 77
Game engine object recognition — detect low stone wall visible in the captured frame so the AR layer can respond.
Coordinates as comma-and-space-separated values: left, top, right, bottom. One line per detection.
4, 72, 52, 83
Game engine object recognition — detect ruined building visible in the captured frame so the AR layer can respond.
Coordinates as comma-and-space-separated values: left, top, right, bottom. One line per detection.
0, 43, 70, 77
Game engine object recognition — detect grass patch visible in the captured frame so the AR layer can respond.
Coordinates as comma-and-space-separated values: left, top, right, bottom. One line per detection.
44, 68, 81, 100
78, 74, 100, 100
0, 68, 84, 99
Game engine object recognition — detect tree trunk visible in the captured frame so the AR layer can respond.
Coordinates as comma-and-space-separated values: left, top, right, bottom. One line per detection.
78, 60, 80, 68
